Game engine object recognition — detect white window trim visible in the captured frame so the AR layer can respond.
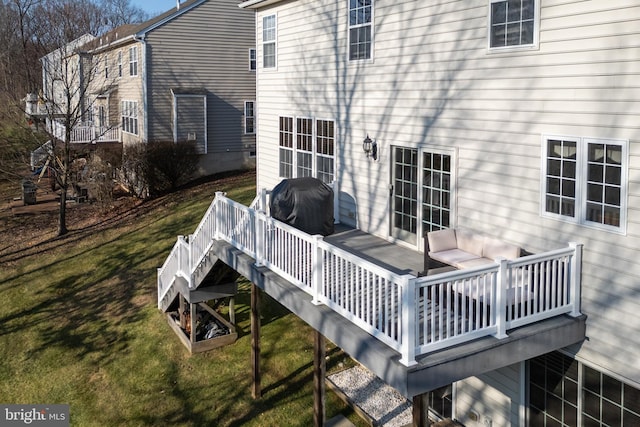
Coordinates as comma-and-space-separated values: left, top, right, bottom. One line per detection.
117, 51, 122, 78
278, 116, 336, 184
129, 46, 138, 77
172, 93, 208, 154
347, 0, 374, 63
244, 101, 255, 134
262, 14, 277, 70
540, 134, 628, 234
249, 48, 257, 71
121, 100, 139, 136
487, 0, 540, 53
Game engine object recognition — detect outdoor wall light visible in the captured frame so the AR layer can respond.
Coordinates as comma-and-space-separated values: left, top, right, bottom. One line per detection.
363, 134, 377, 160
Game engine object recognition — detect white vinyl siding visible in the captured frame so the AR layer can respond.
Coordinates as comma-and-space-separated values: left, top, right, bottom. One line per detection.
253, 0, 640, 390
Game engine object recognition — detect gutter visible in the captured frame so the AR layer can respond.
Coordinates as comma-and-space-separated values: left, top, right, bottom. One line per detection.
239, 0, 289, 9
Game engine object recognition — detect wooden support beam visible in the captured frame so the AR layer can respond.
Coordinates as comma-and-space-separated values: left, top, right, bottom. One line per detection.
229, 296, 236, 325
313, 331, 326, 427
413, 393, 432, 427
189, 302, 196, 344
251, 283, 261, 399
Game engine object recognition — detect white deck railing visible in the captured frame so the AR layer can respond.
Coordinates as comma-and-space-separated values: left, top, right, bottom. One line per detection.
157, 192, 583, 367
48, 120, 120, 143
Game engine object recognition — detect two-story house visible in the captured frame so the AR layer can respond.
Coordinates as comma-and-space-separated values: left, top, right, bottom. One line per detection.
158, 0, 638, 425
36, 0, 256, 178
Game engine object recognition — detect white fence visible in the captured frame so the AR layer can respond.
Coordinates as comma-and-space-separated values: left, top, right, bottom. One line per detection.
49, 120, 120, 143
157, 192, 583, 367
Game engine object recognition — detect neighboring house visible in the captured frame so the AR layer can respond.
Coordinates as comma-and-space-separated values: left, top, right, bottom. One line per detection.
224, 0, 636, 426
35, 0, 256, 176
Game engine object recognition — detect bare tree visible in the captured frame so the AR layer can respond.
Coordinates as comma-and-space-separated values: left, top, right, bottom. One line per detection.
0, 0, 148, 235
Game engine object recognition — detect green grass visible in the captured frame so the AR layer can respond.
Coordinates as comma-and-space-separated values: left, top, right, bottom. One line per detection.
0, 171, 364, 426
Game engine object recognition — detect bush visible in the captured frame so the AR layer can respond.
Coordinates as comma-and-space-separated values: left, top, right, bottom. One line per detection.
122, 140, 199, 197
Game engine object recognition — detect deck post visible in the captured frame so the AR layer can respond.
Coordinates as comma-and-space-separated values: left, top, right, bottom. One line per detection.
412, 393, 433, 426
255, 211, 265, 267
311, 235, 323, 305
569, 242, 583, 317
495, 257, 508, 339
399, 275, 418, 367
251, 283, 261, 399
214, 192, 225, 240
313, 331, 326, 427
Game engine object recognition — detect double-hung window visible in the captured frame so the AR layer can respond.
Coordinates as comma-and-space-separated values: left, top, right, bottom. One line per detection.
542, 135, 627, 233
249, 48, 257, 71
121, 100, 139, 135
349, 0, 373, 60
489, 0, 537, 49
279, 116, 336, 184
104, 56, 109, 79
129, 46, 138, 76
117, 51, 122, 77
279, 117, 294, 178
244, 101, 255, 134
263, 15, 276, 69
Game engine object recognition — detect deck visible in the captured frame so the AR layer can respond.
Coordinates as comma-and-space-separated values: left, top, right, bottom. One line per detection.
157, 192, 586, 398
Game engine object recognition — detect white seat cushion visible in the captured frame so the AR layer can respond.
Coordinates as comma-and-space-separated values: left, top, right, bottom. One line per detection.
429, 249, 479, 268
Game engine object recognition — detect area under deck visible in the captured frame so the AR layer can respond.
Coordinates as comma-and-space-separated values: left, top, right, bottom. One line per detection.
208, 225, 586, 399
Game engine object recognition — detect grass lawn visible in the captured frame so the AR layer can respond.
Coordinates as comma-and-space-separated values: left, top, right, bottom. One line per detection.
0, 170, 364, 426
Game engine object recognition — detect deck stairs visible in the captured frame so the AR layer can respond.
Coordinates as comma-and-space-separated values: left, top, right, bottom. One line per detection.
158, 252, 239, 313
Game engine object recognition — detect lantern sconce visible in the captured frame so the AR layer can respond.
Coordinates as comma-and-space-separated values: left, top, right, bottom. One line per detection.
363, 134, 377, 161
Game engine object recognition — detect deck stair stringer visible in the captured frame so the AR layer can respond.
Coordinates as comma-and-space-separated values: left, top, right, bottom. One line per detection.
159, 249, 241, 313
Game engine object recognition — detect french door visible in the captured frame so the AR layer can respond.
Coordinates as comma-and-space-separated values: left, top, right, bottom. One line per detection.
391, 146, 453, 247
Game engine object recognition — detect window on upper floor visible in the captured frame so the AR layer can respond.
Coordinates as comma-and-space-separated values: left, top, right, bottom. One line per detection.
244, 101, 255, 134
121, 100, 138, 135
279, 116, 335, 184
263, 15, 276, 69
129, 46, 138, 77
118, 51, 122, 77
489, 0, 538, 49
249, 48, 257, 71
104, 56, 109, 79
541, 135, 627, 234
348, 0, 373, 61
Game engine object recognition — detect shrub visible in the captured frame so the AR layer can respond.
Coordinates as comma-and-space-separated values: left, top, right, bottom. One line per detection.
122, 140, 199, 197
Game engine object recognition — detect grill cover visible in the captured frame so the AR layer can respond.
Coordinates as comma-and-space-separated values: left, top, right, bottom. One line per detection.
269, 177, 334, 236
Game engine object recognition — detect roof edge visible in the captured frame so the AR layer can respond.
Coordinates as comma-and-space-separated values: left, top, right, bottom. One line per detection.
136, 0, 208, 37
239, 0, 290, 9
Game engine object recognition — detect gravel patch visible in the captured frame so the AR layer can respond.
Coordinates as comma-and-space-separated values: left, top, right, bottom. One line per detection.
327, 365, 412, 427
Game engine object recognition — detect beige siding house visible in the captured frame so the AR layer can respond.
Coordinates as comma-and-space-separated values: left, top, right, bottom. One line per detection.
239, 0, 640, 425
52, 0, 256, 176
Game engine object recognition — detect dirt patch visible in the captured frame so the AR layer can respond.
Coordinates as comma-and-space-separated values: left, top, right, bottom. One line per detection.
0, 170, 255, 261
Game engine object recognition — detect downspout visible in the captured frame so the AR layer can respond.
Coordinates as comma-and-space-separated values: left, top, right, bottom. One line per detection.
134, 33, 149, 142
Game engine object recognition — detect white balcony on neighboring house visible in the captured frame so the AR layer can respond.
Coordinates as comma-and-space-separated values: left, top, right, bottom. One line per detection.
24, 93, 49, 117
48, 119, 121, 144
